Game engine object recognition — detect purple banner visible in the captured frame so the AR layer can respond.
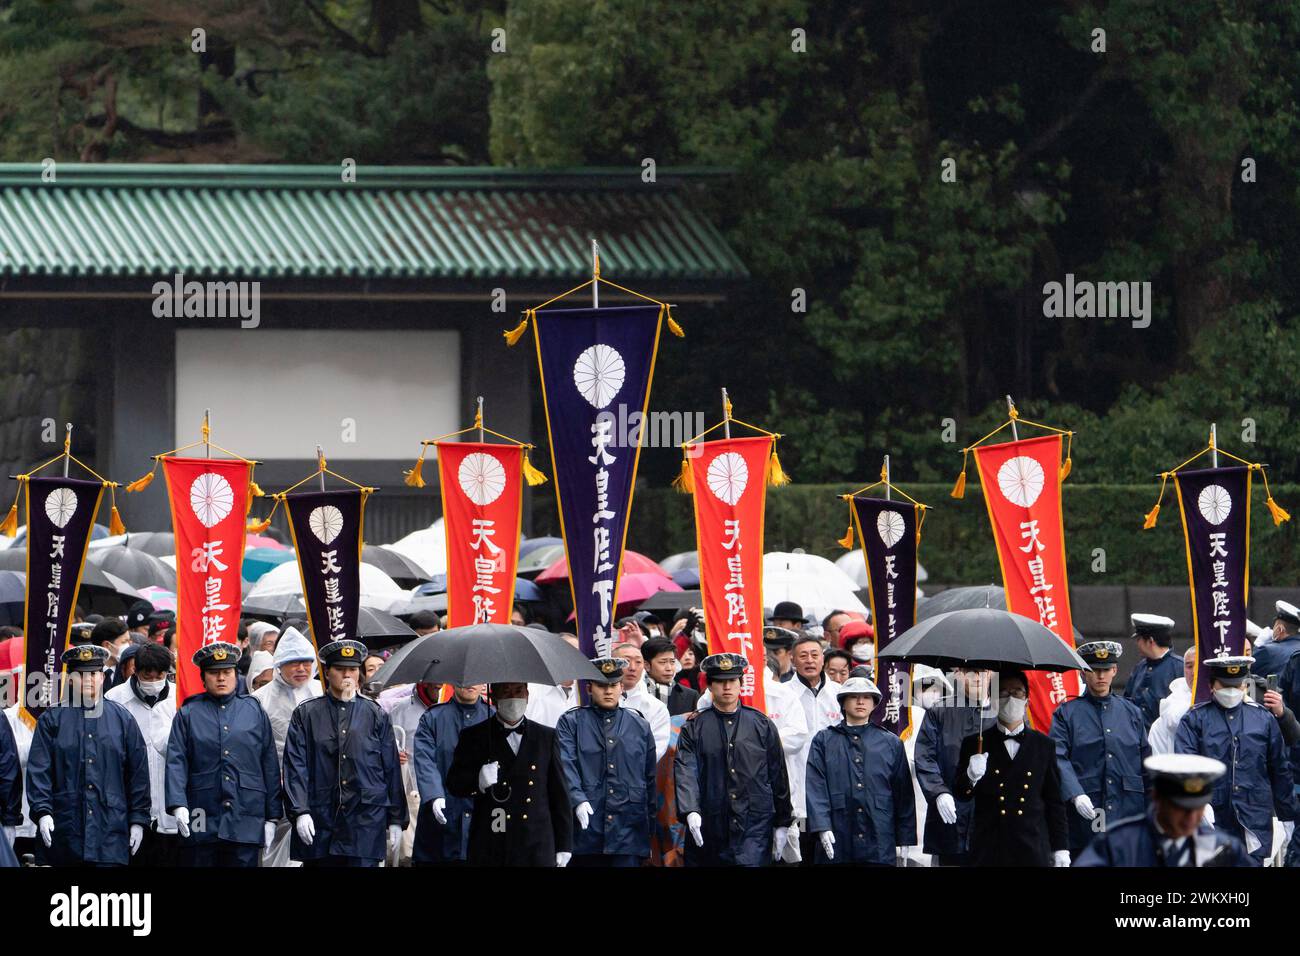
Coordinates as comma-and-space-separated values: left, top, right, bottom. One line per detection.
284, 489, 365, 649
21, 476, 103, 726
1173, 466, 1251, 704
851, 496, 919, 738
533, 304, 663, 658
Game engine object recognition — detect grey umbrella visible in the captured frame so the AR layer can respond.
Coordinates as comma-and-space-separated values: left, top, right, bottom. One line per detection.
0, 549, 141, 605
878, 607, 1090, 673
918, 585, 1084, 642
242, 594, 307, 619
120, 532, 176, 558
375, 623, 602, 688
361, 545, 432, 587
88, 548, 177, 591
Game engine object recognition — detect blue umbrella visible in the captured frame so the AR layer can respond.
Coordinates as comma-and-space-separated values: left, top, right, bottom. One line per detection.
670, 567, 700, 588
243, 546, 295, 582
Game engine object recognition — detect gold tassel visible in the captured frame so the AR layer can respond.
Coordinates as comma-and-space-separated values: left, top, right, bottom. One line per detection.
521, 450, 548, 486
1059, 457, 1072, 481
672, 457, 695, 494
503, 311, 531, 347
404, 453, 427, 489
837, 524, 856, 549
1267, 496, 1291, 526
246, 516, 272, 533
767, 448, 791, 487
0, 504, 16, 537
666, 307, 685, 338
1142, 503, 1160, 530
125, 467, 156, 493
108, 505, 126, 536
249, 480, 265, 498
950, 468, 966, 499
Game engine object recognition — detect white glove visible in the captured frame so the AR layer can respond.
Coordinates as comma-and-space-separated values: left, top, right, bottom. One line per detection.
174, 806, 191, 838
1053, 849, 1071, 867
820, 830, 835, 861
431, 797, 447, 826
1202, 804, 1215, 828
1284, 820, 1295, 844
38, 815, 54, 847
556, 851, 571, 867
387, 824, 402, 851
3, 825, 14, 846
129, 824, 144, 856
264, 821, 275, 849
687, 811, 704, 847
896, 845, 912, 866
773, 826, 790, 857
966, 752, 988, 784
575, 801, 593, 830
1074, 794, 1097, 820
478, 761, 500, 792
936, 793, 957, 825
296, 813, 315, 845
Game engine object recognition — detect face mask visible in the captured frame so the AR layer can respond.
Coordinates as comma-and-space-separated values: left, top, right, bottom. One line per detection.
1213, 687, 1244, 709
851, 644, 872, 662
919, 687, 943, 710
998, 695, 1028, 725
138, 678, 166, 696
496, 697, 527, 723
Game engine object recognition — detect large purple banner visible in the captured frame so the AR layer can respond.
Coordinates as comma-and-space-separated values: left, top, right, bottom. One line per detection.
533, 304, 663, 658
1173, 466, 1251, 704
851, 496, 919, 738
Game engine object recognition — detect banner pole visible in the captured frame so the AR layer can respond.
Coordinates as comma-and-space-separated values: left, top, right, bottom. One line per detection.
63, 424, 71, 477
1006, 395, 1018, 441
884, 455, 890, 501
721, 388, 731, 439
317, 445, 326, 491
1210, 423, 1218, 467
204, 409, 211, 459
477, 396, 485, 442
591, 239, 599, 309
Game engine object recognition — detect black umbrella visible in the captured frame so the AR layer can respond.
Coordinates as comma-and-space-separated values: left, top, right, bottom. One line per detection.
389, 594, 448, 618
88, 548, 177, 591
0, 549, 140, 603
354, 607, 418, 650
0, 570, 24, 626
879, 607, 1090, 673
637, 588, 701, 612
918, 585, 1084, 642
120, 532, 176, 558
361, 545, 432, 586
242, 594, 307, 619
375, 623, 602, 688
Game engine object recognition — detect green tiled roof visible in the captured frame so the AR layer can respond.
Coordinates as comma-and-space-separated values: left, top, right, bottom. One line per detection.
0, 164, 747, 281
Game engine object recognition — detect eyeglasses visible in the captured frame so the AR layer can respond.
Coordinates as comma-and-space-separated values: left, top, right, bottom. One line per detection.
998, 689, 1028, 700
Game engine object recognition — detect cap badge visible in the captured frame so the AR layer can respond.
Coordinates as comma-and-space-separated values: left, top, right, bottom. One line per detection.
601, 661, 616, 674
341, 645, 355, 658
1095, 648, 1109, 659
78, 647, 93, 661
213, 647, 227, 661
719, 657, 733, 671
1184, 777, 1205, 794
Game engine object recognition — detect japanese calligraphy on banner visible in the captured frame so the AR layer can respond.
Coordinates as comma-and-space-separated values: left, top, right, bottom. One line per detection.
284, 489, 366, 651
849, 495, 919, 739
437, 442, 523, 628
20, 477, 103, 726
163, 457, 250, 703
532, 304, 665, 659
972, 434, 1081, 731
1173, 466, 1251, 705
688, 436, 771, 713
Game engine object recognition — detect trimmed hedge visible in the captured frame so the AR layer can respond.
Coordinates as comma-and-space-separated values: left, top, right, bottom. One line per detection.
533, 481, 1300, 587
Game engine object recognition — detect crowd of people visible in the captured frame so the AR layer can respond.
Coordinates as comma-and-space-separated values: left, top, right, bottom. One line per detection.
3, 595, 1300, 868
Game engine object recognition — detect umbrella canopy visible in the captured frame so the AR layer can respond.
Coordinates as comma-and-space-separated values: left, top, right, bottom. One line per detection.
636, 589, 701, 612
353, 607, 418, 650
670, 567, 700, 588
0, 571, 26, 626
88, 548, 177, 591
878, 607, 1090, 672
137, 586, 177, 612
834, 549, 929, 589
535, 549, 667, 584
0, 549, 138, 598
246, 533, 289, 550
613, 572, 682, 606
243, 547, 295, 582
384, 521, 445, 577
100, 531, 176, 557
247, 560, 403, 611
516, 542, 567, 577
659, 551, 699, 574
518, 536, 563, 557
362, 545, 433, 587
762, 551, 867, 622
376, 623, 603, 688
242, 594, 307, 620
389, 594, 448, 618
918, 586, 1084, 642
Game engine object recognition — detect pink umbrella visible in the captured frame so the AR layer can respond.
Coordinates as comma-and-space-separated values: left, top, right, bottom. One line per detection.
138, 586, 177, 612
536, 550, 667, 584
566, 573, 684, 623
246, 533, 289, 551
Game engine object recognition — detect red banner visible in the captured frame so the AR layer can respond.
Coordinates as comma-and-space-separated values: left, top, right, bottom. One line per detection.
437, 442, 523, 628
688, 436, 771, 714
163, 457, 251, 703
972, 434, 1081, 730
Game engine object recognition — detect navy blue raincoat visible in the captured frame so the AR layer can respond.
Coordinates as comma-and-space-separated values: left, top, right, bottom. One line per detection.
913, 698, 997, 857
411, 697, 492, 863
1124, 653, 1184, 730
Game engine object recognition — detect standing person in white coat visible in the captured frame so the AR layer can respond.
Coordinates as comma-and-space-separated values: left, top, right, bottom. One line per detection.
104, 642, 178, 866
1147, 647, 1194, 756
2, 701, 34, 861
787, 634, 843, 865
902, 665, 952, 866
614, 643, 670, 761
387, 680, 439, 865
527, 634, 583, 728
252, 626, 322, 866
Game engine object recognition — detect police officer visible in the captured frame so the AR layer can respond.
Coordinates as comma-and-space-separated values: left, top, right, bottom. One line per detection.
1074, 754, 1255, 866
1175, 654, 1296, 862
554, 657, 657, 867
165, 642, 282, 867
674, 653, 792, 866
805, 676, 915, 866
411, 683, 492, 866
283, 639, 407, 867
25, 645, 150, 866
1050, 640, 1149, 854
1253, 601, 1300, 678
913, 666, 998, 865
1123, 614, 1181, 730
763, 626, 797, 683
